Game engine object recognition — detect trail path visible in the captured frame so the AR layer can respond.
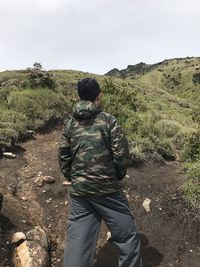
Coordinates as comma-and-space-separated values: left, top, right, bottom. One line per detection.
0, 129, 199, 267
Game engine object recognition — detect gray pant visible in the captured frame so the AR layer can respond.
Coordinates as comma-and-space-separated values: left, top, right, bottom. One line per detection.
63, 192, 142, 267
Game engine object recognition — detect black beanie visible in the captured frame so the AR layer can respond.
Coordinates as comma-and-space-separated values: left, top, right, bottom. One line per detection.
77, 78, 101, 102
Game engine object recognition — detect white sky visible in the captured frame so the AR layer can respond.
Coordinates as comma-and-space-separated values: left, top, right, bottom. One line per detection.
0, 0, 200, 74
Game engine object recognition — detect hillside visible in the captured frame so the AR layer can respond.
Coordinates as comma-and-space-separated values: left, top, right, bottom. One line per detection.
0, 60, 200, 266
106, 57, 200, 105
0, 61, 199, 208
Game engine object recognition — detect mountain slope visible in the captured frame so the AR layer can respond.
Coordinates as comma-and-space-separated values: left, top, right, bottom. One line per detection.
106, 57, 200, 105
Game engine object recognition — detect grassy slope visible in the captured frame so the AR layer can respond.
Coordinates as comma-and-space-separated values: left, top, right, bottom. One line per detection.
0, 67, 198, 146
0, 62, 199, 208
132, 57, 200, 105
107, 57, 200, 209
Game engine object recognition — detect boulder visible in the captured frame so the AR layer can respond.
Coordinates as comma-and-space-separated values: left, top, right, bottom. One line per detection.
12, 226, 49, 267
12, 240, 30, 267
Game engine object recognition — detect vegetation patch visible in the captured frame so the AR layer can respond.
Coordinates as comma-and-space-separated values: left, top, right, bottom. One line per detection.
0, 58, 200, 208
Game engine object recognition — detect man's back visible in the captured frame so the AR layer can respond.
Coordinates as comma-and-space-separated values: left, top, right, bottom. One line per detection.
59, 100, 129, 196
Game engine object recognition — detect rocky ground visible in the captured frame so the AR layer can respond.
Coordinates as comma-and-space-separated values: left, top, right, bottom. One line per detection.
0, 128, 200, 267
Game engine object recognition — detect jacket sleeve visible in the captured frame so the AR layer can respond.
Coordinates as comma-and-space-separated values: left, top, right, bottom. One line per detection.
109, 117, 130, 180
58, 119, 72, 181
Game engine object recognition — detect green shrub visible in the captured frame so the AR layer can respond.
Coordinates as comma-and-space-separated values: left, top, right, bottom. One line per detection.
183, 179, 200, 209
27, 65, 55, 89
182, 130, 200, 161
0, 88, 10, 105
156, 138, 176, 160
157, 119, 181, 138
191, 107, 200, 124
101, 78, 137, 111
7, 88, 71, 129
0, 109, 29, 146
184, 161, 200, 180
192, 73, 200, 84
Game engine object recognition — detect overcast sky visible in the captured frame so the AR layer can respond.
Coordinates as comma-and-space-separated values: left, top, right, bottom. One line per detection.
0, 0, 199, 74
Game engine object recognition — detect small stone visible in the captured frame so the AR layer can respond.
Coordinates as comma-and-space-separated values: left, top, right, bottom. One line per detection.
65, 201, 68, 206
21, 220, 27, 223
106, 231, 112, 241
63, 181, 72, 186
48, 224, 52, 229
11, 232, 26, 245
3, 152, 16, 158
143, 198, 151, 212
21, 196, 28, 201
125, 175, 130, 178
34, 175, 56, 187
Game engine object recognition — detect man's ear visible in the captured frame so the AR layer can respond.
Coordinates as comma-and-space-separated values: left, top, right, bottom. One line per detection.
95, 94, 100, 101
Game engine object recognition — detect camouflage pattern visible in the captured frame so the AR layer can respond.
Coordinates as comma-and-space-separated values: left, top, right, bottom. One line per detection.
58, 100, 129, 196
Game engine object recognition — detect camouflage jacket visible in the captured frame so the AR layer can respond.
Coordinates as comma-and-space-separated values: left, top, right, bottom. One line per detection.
58, 100, 129, 196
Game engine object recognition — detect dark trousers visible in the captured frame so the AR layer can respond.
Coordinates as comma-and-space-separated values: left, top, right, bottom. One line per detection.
63, 192, 142, 267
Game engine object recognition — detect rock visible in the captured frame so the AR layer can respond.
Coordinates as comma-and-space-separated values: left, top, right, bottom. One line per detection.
126, 194, 130, 199
26, 226, 49, 266
62, 181, 71, 186
12, 240, 30, 267
12, 226, 49, 267
26, 130, 35, 138
11, 232, 26, 245
21, 197, 28, 201
34, 176, 56, 187
143, 198, 151, 212
0, 192, 3, 212
3, 152, 16, 158
106, 231, 112, 241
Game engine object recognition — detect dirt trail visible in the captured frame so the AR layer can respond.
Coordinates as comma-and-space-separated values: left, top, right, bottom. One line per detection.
0, 129, 199, 267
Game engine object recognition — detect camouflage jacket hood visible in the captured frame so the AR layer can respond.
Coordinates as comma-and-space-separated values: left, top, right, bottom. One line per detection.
73, 101, 101, 120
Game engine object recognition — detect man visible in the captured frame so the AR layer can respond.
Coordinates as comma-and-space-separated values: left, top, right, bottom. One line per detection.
58, 78, 142, 267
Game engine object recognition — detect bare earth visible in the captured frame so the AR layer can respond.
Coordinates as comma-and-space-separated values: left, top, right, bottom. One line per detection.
0, 129, 200, 267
